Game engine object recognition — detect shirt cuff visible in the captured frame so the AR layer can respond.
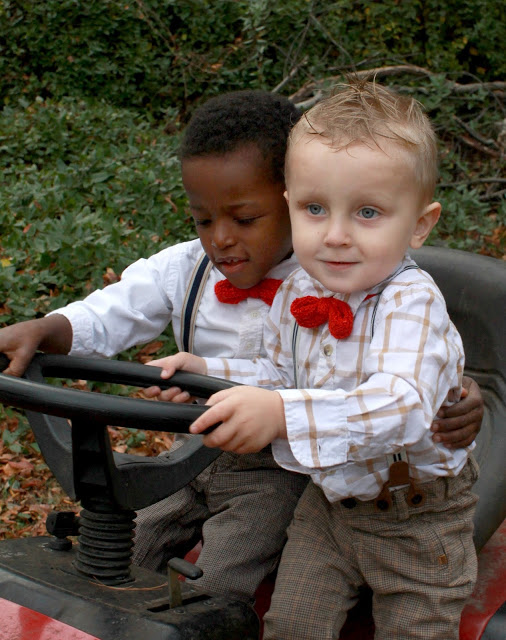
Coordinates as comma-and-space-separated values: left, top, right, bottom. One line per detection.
48, 305, 94, 355
203, 357, 260, 385
203, 357, 229, 378
278, 388, 349, 469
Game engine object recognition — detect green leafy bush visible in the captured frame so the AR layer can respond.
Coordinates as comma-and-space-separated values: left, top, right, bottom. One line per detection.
1, 0, 504, 119
0, 97, 193, 323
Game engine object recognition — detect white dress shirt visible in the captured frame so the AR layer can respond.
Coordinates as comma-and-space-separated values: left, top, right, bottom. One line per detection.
204, 255, 472, 502
51, 238, 299, 360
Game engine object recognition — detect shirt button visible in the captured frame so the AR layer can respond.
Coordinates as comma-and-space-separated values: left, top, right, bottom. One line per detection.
250, 311, 260, 319
245, 342, 254, 350
323, 344, 333, 356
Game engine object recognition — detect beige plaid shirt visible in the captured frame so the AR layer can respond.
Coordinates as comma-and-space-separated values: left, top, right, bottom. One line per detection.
205, 255, 471, 502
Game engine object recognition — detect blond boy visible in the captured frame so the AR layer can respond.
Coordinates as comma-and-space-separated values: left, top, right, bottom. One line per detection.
154, 81, 478, 639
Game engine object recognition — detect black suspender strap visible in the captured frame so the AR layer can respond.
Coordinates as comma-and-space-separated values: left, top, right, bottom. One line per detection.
291, 321, 300, 389
180, 253, 212, 354
369, 264, 418, 338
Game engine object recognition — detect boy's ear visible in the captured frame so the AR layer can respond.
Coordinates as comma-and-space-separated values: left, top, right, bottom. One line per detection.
283, 190, 289, 204
410, 202, 441, 249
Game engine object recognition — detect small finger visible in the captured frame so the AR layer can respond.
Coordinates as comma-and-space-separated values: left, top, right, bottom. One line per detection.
432, 422, 474, 444
2, 356, 27, 378
142, 386, 162, 399
146, 359, 164, 368
170, 391, 191, 403
432, 410, 482, 433
190, 410, 219, 434
159, 387, 182, 400
5, 365, 25, 377
204, 388, 235, 406
203, 426, 245, 452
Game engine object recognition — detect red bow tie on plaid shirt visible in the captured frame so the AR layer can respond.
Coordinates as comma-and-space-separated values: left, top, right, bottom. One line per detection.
291, 296, 354, 339
291, 293, 378, 339
215, 278, 283, 306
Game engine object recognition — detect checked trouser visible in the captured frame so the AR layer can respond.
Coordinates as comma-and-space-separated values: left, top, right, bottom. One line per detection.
264, 457, 478, 640
132, 445, 309, 602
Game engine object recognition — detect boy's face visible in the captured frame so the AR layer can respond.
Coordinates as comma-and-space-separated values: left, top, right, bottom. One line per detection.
285, 136, 440, 294
182, 146, 292, 289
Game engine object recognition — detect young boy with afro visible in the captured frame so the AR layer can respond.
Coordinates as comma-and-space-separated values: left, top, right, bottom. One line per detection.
0, 89, 482, 605
150, 80, 479, 639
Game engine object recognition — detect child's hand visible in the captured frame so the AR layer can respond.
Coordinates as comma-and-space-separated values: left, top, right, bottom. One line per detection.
189, 386, 287, 454
0, 322, 37, 376
0, 316, 72, 377
431, 376, 483, 449
142, 384, 193, 404
144, 352, 207, 403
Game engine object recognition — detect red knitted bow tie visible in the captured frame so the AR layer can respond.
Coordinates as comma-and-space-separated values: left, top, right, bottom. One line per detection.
215, 278, 283, 306
290, 296, 354, 339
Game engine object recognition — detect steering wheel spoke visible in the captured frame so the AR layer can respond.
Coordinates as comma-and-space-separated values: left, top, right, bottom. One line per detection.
0, 353, 239, 509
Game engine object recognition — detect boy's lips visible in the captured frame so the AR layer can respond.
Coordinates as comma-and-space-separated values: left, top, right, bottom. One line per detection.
323, 260, 359, 271
215, 256, 249, 274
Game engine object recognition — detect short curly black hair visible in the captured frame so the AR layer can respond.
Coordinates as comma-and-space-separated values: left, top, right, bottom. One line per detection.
179, 90, 301, 184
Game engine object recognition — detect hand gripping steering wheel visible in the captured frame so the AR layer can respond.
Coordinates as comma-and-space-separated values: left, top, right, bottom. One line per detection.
0, 353, 238, 511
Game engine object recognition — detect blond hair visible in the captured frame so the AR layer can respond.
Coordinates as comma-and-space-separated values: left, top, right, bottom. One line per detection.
289, 78, 438, 201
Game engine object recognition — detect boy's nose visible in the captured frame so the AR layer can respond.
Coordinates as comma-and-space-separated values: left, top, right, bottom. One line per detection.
324, 219, 351, 246
211, 223, 235, 250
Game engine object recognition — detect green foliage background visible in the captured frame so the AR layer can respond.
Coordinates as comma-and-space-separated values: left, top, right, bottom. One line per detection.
0, 0, 504, 328
2, 0, 504, 114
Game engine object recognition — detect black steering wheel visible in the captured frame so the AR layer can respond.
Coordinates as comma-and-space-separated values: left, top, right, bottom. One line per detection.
0, 353, 238, 511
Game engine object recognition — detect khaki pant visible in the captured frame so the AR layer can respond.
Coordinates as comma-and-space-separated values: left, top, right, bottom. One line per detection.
264, 457, 479, 640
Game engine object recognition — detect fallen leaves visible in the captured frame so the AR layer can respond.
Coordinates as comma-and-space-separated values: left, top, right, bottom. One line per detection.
0, 406, 174, 541
0, 422, 74, 539
134, 340, 165, 363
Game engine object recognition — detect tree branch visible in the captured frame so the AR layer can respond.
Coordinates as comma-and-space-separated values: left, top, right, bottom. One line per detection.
272, 57, 308, 94
452, 81, 506, 94
455, 134, 501, 158
452, 116, 500, 149
438, 178, 506, 188
290, 65, 506, 106
480, 189, 506, 201
308, 13, 355, 68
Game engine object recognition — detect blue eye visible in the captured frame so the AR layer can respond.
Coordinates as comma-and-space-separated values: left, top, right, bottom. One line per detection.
307, 203, 325, 216
358, 207, 379, 220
